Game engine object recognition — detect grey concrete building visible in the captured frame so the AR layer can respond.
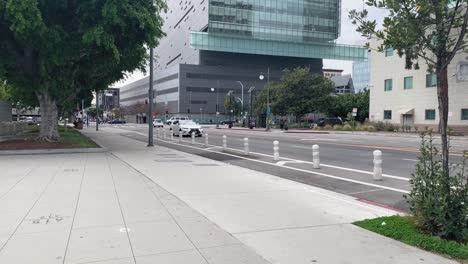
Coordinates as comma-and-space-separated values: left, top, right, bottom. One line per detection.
331, 74, 355, 94
119, 0, 366, 120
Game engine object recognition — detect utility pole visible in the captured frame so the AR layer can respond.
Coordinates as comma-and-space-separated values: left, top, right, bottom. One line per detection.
248, 87, 255, 129
96, 90, 99, 131
147, 48, 154, 147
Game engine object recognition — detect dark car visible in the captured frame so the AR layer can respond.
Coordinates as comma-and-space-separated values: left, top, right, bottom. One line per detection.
220, 120, 237, 125
315, 117, 343, 127
108, 119, 126, 124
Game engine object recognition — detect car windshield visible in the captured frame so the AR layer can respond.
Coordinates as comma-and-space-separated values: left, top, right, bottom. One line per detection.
179, 120, 196, 126
154, 119, 162, 122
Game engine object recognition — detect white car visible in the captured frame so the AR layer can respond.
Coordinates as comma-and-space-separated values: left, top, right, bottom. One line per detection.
166, 116, 189, 125
153, 119, 164, 128
173, 120, 203, 137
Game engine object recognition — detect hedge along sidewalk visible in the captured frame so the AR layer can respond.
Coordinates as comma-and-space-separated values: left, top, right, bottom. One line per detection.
0, 128, 107, 155
354, 216, 468, 263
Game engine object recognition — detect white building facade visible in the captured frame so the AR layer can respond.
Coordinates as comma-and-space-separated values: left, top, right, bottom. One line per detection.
369, 41, 468, 134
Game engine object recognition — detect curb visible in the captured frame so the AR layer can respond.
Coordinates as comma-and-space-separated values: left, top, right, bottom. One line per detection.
0, 147, 107, 156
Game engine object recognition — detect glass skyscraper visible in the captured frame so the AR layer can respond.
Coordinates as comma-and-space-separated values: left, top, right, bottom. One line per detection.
120, 0, 366, 118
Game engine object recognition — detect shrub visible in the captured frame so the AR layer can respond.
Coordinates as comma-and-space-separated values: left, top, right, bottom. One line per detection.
323, 125, 333, 130
342, 124, 353, 131
367, 125, 376, 132
374, 121, 385, 131
333, 125, 343, 130
405, 131, 468, 243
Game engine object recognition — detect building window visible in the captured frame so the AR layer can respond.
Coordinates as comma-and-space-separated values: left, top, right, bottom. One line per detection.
385, 48, 393, 57
384, 110, 392, 120
426, 73, 437, 87
425, 109, 436, 120
457, 62, 468, 81
384, 79, 393, 91
404, 76, 413, 90
462, 109, 468, 120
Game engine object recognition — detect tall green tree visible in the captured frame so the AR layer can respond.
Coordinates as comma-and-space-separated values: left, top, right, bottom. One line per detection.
224, 92, 242, 117
254, 67, 334, 120
0, 0, 165, 140
349, 0, 468, 178
326, 89, 370, 122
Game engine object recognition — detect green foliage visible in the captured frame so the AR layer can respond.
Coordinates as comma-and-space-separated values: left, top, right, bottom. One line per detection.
0, 0, 166, 139
345, 112, 358, 130
406, 131, 468, 243
254, 67, 334, 118
0, 81, 10, 100
224, 93, 242, 116
354, 216, 468, 260
367, 125, 376, 132
326, 90, 370, 122
59, 128, 99, 148
323, 125, 333, 130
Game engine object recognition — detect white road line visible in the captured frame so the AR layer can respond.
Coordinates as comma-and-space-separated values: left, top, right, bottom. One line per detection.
403, 159, 418, 162
154, 137, 409, 194
131, 131, 408, 181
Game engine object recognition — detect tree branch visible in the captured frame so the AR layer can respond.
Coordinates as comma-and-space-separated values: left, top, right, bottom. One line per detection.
443, 6, 468, 69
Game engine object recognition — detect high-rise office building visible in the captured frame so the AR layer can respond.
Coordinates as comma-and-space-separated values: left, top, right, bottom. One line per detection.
119, 0, 366, 118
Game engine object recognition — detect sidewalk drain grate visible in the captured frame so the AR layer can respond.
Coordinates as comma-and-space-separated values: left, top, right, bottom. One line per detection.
154, 159, 192, 163
193, 164, 220, 167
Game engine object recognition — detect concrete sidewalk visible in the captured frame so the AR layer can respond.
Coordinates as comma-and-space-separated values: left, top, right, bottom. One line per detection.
0, 127, 456, 264
84, 128, 455, 264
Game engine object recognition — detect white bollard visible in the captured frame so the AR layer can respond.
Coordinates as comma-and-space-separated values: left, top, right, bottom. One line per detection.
313, 144, 320, 169
244, 138, 249, 155
191, 132, 195, 144
179, 132, 182, 143
273, 141, 280, 161
205, 133, 209, 147
163, 129, 167, 139
222, 135, 227, 151
373, 150, 383, 181
155, 128, 159, 138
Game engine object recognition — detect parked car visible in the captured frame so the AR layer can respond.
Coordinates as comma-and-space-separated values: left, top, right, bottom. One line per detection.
220, 120, 237, 125
153, 119, 164, 128
172, 120, 203, 137
108, 119, 126, 124
315, 117, 343, 127
166, 116, 189, 125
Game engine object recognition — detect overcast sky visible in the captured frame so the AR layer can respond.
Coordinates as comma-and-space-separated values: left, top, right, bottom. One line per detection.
114, 1, 385, 88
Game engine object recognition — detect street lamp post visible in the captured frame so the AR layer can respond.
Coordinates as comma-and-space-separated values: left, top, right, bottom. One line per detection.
236, 81, 244, 126
259, 67, 270, 131
248, 87, 255, 129
211, 87, 220, 128
226, 90, 234, 125
147, 48, 154, 147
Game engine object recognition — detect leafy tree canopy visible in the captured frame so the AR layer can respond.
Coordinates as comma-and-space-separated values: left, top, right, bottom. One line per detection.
0, 0, 166, 140
326, 89, 370, 122
254, 67, 335, 118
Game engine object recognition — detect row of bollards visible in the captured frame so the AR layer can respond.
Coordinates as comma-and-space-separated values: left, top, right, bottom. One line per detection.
158, 132, 384, 182
219, 135, 384, 181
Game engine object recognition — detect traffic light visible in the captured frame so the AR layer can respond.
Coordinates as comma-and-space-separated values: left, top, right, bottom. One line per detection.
187, 108, 191, 114
144, 99, 148, 105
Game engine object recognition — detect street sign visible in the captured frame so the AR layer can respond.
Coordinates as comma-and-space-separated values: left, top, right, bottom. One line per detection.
266, 106, 271, 116
352, 108, 358, 113
352, 112, 357, 117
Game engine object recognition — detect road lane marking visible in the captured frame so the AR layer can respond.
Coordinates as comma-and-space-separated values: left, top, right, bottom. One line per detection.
131, 130, 408, 181
152, 137, 409, 194
276, 161, 305, 166
403, 159, 418, 162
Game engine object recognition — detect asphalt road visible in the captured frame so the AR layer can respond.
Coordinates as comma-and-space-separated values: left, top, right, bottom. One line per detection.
99, 124, 468, 212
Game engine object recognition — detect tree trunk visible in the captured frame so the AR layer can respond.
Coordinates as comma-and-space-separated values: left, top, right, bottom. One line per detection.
36, 92, 60, 141
436, 62, 450, 178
